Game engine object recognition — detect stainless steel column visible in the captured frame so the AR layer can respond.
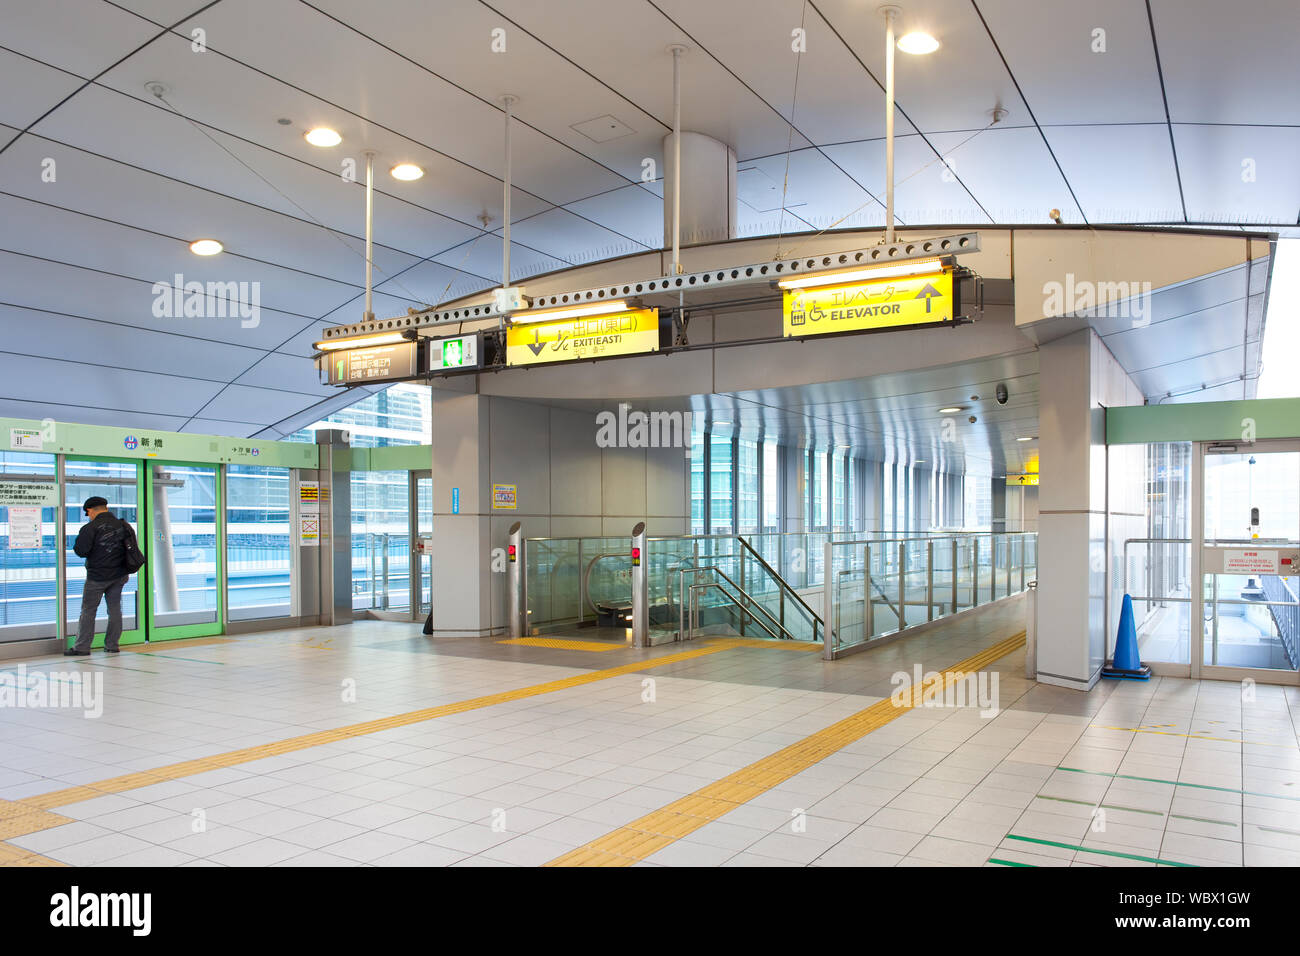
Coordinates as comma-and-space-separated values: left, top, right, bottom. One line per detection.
507, 521, 523, 638
632, 522, 649, 647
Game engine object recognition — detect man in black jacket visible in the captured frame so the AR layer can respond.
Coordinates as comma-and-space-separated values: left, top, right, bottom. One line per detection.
67, 496, 131, 656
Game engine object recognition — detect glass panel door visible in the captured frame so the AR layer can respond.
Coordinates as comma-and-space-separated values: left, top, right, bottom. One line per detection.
1, 451, 60, 644
63, 459, 145, 648
147, 462, 224, 641
1201, 445, 1300, 676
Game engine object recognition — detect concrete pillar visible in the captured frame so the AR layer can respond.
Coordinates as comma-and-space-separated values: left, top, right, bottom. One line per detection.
428, 391, 495, 637
1035, 328, 1143, 690
662, 132, 737, 247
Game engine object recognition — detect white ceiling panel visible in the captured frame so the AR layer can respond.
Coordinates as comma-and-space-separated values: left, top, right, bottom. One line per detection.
926, 125, 1079, 223
0, 0, 156, 77
190, 382, 334, 427
0, 352, 221, 417
563, 184, 665, 251
231, 350, 336, 396
0, 192, 357, 317
489, 0, 813, 160
1174, 124, 1300, 226
374, 258, 496, 309
0, 50, 86, 130
156, 0, 629, 207
820, 134, 988, 226
311, 0, 671, 183
0, 303, 261, 382
1044, 125, 1183, 223
652, 0, 907, 148
1152, 0, 1300, 125
974, 0, 1166, 125
815, 0, 1028, 133
0, 251, 313, 350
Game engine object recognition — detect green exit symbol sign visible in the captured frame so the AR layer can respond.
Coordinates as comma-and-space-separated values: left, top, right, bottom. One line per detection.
442, 339, 465, 367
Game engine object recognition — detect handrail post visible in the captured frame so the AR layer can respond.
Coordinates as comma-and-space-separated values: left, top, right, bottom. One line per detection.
822, 539, 834, 660
973, 537, 980, 608
897, 541, 906, 632
951, 537, 958, 613
1019, 535, 1025, 592
739, 544, 746, 637
926, 539, 934, 622
865, 543, 874, 639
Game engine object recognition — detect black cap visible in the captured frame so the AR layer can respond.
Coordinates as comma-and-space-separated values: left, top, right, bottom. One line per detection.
82, 496, 109, 515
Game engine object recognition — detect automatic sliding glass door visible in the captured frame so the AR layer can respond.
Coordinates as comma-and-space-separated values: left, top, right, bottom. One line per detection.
63, 458, 145, 648
147, 462, 224, 641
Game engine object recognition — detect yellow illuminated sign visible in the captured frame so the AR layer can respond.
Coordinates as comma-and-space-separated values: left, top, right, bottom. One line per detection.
783, 269, 954, 337
1007, 474, 1039, 486
506, 308, 660, 367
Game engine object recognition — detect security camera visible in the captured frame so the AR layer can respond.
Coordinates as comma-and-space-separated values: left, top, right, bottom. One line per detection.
968, 416, 977, 424
996, 383, 1008, 405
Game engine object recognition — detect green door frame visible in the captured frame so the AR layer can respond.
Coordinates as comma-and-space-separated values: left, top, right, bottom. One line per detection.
62, 455, 147, 649
145, 459, 226, 642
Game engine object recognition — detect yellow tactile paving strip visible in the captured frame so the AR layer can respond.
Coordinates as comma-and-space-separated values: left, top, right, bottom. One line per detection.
546, 631, 1026, 867
0, 639, 757, 863
496, 638, 627, 652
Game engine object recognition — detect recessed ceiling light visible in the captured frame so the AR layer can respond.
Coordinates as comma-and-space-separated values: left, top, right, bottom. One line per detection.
1017, 436, 1034, 442
304, 127, 342, 147
390, 163, 424, 181
938, 406, 964, 414
189, 239, 223, 256
897, 32, 940, 55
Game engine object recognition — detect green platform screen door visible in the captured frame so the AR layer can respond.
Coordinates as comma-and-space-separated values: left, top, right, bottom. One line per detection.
146, 461, 225, 641
63, 458, 146, 648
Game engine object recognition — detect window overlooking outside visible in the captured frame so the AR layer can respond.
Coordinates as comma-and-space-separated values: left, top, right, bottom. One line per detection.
963, 473, 992, 530
690, 421, 705, 534
762, 440, 779, 532
709, 426, 734, 534
737, 438, 759, 533
832, 448, 847, 530
809, 448, 826, 530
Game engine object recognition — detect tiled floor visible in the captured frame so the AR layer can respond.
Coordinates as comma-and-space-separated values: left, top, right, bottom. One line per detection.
1, 604, 1297, 867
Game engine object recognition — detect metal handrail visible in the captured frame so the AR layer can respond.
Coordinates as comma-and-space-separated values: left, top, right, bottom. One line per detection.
679, 566, 799, 642
679, 562, 812, 641
685, 583, 784, 642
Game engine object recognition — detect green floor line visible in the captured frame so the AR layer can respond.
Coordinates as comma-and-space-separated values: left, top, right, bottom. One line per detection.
988, 857, 1037, 867
1004, 834, 1198, 867
1100, 802, 1164, 817
1170, 813, 1237, 827
1057, 766, 1300, 803
1035, 794, 1093, 807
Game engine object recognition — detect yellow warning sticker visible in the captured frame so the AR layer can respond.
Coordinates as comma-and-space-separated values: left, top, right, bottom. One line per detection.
783, 269, 954, 337
506, 308, 659, 366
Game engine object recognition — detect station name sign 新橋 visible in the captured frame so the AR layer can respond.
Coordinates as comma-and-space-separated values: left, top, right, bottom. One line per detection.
783, 268, 955, 338
505, 308, 660, 367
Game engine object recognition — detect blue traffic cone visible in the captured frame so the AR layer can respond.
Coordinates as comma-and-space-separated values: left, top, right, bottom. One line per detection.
1101, 593, 1151, 680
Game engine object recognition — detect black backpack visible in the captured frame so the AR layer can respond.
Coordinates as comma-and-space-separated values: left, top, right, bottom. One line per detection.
120, 519, 146, 575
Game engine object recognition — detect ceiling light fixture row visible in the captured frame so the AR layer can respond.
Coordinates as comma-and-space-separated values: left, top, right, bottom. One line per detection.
317, 232, 982, 344
303, 128, 423, 180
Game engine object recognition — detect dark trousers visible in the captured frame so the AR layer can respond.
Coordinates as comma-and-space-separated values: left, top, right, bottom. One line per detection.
75, 575, 129, 652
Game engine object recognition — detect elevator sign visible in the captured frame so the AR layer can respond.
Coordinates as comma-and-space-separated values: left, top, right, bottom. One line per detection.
506, 309, 659, 367
783, 269, 954, 338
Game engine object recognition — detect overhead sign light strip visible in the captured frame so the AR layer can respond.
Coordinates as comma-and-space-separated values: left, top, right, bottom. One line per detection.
506, 308, 659, 367
783, 268, 954, 337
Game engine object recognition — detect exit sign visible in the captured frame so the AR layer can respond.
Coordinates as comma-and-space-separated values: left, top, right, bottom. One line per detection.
429, 334, 480, 372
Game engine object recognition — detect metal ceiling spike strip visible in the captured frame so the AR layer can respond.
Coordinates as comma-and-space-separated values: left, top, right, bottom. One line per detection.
316, 232, 981, 345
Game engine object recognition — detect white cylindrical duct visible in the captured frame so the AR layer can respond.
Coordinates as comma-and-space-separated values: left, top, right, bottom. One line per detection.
661, 131, 737, 249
